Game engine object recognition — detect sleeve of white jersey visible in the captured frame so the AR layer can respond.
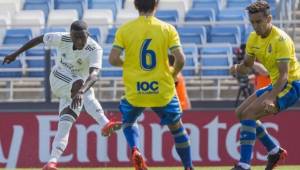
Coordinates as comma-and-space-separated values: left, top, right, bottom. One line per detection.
43, 32, 63, 48
89, 47, 103, 69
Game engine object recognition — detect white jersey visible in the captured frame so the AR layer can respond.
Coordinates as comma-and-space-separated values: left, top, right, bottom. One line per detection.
43, 32, 102, 80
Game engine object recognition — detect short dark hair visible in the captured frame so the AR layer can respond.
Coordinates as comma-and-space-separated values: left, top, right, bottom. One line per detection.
70, 20, 88, 31
134, 0, 158, 13
246, 1, 270, 16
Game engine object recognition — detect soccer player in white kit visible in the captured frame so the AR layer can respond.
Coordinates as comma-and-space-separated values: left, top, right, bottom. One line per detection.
2, 20, 122, 170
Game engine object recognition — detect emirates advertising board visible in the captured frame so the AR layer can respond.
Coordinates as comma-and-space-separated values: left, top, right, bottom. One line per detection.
0, 110, 299, 168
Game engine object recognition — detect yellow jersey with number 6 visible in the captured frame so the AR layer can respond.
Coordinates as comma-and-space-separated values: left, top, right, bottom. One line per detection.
113, 16, 181, 107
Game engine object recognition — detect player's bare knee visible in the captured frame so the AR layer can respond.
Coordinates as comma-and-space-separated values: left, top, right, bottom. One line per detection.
239, 112, 255, 120
235, 108, 244, 120
71, 79, 84, 98
168, 120, 182, 131
59, 106, 78, 121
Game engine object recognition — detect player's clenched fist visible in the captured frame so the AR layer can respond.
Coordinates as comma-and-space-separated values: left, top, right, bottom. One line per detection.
2, 53, 18, 64
230, 64, 238, 75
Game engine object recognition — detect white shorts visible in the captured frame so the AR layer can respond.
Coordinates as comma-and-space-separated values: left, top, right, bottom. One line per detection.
50, 69, 92, 115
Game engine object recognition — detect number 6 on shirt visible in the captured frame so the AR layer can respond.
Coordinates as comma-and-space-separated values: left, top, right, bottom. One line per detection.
140, 39, 156, 71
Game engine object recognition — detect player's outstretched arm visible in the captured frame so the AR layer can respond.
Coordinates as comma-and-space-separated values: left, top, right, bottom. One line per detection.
2, 35, 44, 65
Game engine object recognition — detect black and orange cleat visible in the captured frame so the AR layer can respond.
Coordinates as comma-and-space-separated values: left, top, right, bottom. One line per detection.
42, 162, 58, 170
265, 148, 288, 170
101, 119, 122, 137
132, 147, 148, 170
231, 164, 250, 170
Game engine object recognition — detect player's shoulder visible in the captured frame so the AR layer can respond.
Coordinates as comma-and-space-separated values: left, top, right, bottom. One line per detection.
60, 32, 72, 42
84, 37, 102, 52
272, 26, 292, 44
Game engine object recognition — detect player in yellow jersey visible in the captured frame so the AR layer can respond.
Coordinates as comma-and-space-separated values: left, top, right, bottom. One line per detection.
230, 1, 300, 170
109, 0, 193, 170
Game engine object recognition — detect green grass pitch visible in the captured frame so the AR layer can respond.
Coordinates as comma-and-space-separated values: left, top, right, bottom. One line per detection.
3, 166, 300, 170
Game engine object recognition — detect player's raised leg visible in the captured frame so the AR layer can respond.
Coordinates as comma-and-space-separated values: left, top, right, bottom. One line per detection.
83, 88, 122, 137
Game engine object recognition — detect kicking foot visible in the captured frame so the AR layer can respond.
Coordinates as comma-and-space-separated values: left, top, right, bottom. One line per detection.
231, 164, 250, 170
101, 119, 122, 137
265, 148, 288, 170
42, 162, 58, 170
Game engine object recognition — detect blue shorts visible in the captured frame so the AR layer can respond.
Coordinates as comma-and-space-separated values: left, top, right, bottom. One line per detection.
119, 96, 183, 125
256, 80, 300, 111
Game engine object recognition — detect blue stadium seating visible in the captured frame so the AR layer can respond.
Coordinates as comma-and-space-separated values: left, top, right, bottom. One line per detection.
156, 10, 179, 22
192, 0, 221, 13
0, 60, 23, 77
178, 26, 207, 44
217, 8, 246, 21
88, 0, 122, 9
23, 0, 51, 21
182, 56, 198, 77
201, 46, 232, 55
3, 29, 33, 45
201, 56, 230, 76
226, 0, 253, 8
26, 60, 45, 77
54, 0, 86, 19
183, 46, 198, 56
208, 26, 241, 44
25, 48, 57, 77
101, 57, 122, 77
25, 48, 45, 77
103, 46, 112, 56
106, 27, 117, 44
88, 27, 101, 43
42, 27, 67, 33
25, 48, 45, 56
88, 0, 119, 20
185, 9, 216, 22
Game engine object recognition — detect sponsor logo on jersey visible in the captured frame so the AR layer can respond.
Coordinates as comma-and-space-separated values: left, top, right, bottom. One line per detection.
136, 81, 159, 94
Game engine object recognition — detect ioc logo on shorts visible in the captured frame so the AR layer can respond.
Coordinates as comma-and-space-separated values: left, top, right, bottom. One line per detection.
137, 81, 159, 94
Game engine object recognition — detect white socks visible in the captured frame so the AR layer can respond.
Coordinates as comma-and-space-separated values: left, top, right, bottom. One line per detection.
269, 146, 280, 155
49, 115, 74, 163
83, 89, 109, 127
238, 162, 250, 169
